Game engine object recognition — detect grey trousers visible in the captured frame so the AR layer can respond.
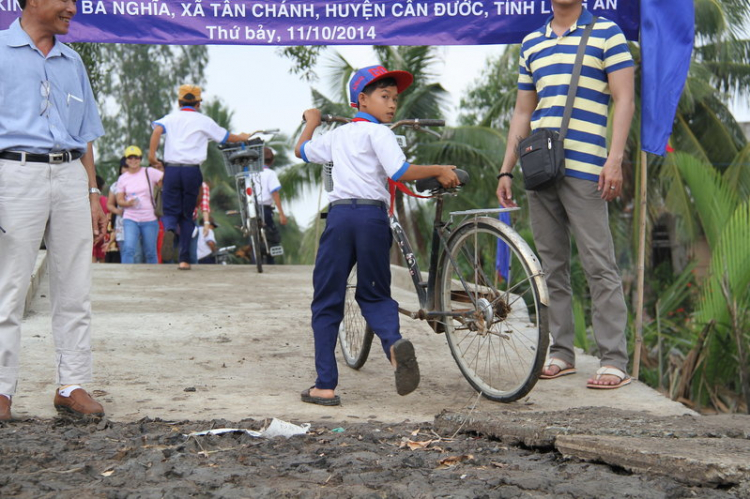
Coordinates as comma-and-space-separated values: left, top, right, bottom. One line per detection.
527, 176, 629, 372
0, 158, 94, 395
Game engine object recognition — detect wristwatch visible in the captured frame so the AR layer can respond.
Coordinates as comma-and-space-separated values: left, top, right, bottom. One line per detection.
88, 187, 102, 195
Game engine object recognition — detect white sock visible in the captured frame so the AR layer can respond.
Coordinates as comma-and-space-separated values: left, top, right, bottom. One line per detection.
58, 385, 82, 397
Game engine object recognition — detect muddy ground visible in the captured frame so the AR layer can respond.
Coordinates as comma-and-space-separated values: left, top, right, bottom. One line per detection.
1, 410, 748, 498
4, 262, 748, 498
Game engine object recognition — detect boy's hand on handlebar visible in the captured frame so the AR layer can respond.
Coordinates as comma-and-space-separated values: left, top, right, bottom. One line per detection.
437, 165, 459, 189
237, 132, 251, 142
302, 109, 322, 126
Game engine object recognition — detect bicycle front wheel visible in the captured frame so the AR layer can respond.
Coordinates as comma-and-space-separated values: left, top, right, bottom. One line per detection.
438, 218, 548, 402
338, 264, 374, 369
249, 218, 263, 273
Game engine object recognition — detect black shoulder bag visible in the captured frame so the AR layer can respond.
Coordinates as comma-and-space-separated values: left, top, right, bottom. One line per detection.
518, 18, 598, 191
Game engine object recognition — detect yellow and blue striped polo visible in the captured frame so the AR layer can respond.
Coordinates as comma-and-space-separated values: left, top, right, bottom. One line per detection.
518, 8, 634, 181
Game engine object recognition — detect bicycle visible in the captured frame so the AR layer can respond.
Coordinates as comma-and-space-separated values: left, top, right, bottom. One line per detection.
218, 130, 284, 273
215, 245, 237, 265
322, 115, 550, 402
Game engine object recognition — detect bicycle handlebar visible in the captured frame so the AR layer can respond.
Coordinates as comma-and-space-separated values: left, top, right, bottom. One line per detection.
317, 115, 445, 130
320, 114, 351, 124
217, 137, 264, 150
391, 118, 445, 128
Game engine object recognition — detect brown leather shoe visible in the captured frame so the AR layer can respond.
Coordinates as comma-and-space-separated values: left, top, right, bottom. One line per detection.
0, 395, 11, 421
54, 388, 105, 419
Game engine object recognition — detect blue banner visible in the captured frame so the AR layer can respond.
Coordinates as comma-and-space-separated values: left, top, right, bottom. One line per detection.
0, 1, 639, 46
640, 0, 694, 156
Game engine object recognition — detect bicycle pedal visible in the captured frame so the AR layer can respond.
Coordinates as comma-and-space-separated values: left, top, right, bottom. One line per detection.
269, 246, 284, 256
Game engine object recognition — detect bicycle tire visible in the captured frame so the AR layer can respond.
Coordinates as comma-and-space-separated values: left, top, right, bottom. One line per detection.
437, 217, 549, 402
249, 218, 263, 273
338, 264, 374, 369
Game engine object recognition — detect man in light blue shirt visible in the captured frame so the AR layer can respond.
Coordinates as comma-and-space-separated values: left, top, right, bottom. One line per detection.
0, 0, 107, 421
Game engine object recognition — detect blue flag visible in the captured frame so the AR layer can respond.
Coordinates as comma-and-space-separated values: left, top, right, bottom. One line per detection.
496, 210, 512, 282
640, 0, 694, 156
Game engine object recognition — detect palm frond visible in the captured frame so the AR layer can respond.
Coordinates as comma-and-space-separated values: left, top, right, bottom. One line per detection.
674, 152, 740, 248
724, 143, 750, 201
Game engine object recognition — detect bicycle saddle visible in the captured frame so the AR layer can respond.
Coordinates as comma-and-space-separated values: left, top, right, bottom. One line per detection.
415, 168, 469, 193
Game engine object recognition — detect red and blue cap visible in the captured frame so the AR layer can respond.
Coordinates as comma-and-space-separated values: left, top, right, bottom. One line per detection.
349, 65, 413, 108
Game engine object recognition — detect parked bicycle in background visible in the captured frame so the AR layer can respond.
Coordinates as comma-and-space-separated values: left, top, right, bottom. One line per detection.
218, 130, 284, 273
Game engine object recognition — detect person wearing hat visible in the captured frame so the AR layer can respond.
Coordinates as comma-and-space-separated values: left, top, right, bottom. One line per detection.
294, 65, 460, 406
116, 145, 163, 264
148, 84, 251, 270
196, 218, 219, 264
0, 0, 107, 420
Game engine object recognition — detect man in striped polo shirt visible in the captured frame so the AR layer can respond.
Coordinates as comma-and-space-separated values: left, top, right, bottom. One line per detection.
496, 0, 635, 389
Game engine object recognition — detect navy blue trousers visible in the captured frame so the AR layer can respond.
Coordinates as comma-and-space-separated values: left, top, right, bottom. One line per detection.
162, 166, 202, 264
311, 203, 401, 390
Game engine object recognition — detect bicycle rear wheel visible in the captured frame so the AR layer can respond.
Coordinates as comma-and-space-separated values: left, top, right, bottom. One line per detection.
437, 217, 548, 402
338, 264, 374, 369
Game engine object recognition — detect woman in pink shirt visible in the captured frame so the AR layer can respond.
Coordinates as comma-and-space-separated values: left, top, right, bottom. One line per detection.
115, 146, 164, 264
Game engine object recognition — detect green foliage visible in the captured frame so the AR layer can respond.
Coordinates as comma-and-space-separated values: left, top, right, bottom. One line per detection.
458, 46, 520, 129
69, 43, 105, 99
639, 262, 697, 389
670, 151, 750, 412
279, 46, 325, 81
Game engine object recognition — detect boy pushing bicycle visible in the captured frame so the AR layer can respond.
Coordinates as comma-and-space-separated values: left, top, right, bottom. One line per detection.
294, 65, 459, 406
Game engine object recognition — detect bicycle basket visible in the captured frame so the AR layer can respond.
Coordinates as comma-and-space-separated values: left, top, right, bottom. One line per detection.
219, 138, 264, 176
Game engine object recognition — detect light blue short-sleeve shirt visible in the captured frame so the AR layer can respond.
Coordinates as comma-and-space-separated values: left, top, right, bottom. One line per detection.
0, 18, 104, 154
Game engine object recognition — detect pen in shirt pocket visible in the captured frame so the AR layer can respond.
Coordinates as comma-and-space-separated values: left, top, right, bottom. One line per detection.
67, 93, 83, 104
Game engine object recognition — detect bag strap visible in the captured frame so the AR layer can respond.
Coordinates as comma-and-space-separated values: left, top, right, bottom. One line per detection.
144, 167, 157, 210
559, 16, 598, 139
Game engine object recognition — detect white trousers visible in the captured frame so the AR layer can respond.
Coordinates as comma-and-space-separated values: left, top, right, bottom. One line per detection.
0, 158, 94, 395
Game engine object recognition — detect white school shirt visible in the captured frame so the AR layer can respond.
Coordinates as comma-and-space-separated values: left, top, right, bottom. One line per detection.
197, 228, 217, 260
300, 114, 409, 205
250, 167, 282, 206
152, 107, 229, 164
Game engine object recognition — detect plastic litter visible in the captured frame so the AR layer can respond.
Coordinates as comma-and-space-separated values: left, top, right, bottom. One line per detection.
186, 418, 310, 439
262, 418, 311, 438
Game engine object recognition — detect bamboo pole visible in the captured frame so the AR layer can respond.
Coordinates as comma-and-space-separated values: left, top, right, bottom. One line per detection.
633, 150, 648, 379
